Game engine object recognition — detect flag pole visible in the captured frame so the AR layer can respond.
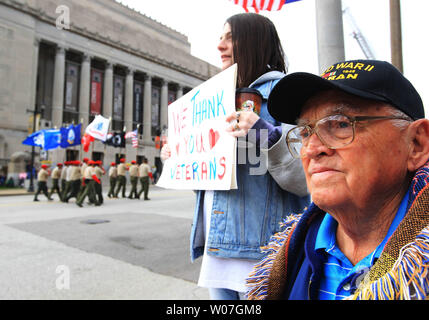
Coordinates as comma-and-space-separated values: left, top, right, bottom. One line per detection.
104, 117, 112, 156
79, 118, 84, 161
71, 120, 75, 159
390, 0, 403, 72
136, 124, 140, 149
121, 125, 126, 160
63, 123, 66, 163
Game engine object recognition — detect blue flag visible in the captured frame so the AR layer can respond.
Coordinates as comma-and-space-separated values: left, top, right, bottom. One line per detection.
42, 129, 61, 150
22, 131, 44, 148
60, 124, 81, 148
22, 129, 61, 150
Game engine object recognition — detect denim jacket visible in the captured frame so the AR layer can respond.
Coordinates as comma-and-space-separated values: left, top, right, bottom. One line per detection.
190, 71, 310, 262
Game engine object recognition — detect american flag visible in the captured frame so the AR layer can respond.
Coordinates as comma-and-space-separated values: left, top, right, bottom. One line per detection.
125, 129, 138, 148
229, 0, 301, 12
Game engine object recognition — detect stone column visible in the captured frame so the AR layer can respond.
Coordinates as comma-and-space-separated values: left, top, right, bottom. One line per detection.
315, 0, 345, 73
52, 45, 66, 128
160, 80, 168, 132
143, 74, 152, 143
177, 85, 183, 99
79, 53, 91, 127
30, 37, 40, 114
124, 67, 134, 132
103, 61, 113, 119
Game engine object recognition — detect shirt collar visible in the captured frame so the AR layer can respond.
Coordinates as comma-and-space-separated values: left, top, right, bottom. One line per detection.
315, 190, 411, 261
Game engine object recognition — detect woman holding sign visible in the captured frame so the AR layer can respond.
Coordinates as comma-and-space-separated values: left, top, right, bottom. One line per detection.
161, 13, 310, 300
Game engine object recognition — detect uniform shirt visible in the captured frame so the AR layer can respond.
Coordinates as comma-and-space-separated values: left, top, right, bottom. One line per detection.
129, 165, 139, 177
84, 166, 94, 180
108, 166, 117, 178
80, 163, 88, 176
70, 166, 82, 181
51, 167, 62, 179
94, 166, 104, 179
117, 163, 127, 176
66, 166, 74, 181
138, 163, 151, 177
37, 168, 49, 182
315, 191, 410, 300
60, 166, 68, 180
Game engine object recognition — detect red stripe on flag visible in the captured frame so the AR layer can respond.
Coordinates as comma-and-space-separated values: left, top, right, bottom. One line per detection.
243, 0, 249, 12
251, 0, 260, 13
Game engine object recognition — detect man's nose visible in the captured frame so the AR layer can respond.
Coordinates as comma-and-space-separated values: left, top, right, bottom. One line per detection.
303, 132, 333, 158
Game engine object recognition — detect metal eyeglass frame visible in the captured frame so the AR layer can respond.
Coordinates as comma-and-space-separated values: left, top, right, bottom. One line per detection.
286, 114, 412, 158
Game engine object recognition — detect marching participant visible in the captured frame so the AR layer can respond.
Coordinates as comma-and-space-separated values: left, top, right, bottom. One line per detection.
76, 160, 97, 207
33, 164, 53, 202
64, 160, 82, 202
93, 160, 105, 205
114, 158, 128, 198
128, 160, 139, 199
48, 163, 63, 201
107, 162, 118, 198
138, 157, 151, 200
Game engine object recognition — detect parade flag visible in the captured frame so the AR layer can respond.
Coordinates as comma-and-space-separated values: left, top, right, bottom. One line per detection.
43, 129, 62, 150
22, 129, 61, 150
229, 0, 301, 12
81, 133, 95, 153
60, 124, 81, 148
125, 129, 138, 148
85, 115, 110, 141
104, 132, 126, 148
22, 130, 44, 148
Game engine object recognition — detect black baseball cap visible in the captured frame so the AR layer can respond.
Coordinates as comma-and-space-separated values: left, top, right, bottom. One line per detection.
268, 59, 425, 124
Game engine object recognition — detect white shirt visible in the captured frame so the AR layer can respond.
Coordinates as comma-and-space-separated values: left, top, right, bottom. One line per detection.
66, 166, 73, 181
197, 191, 256, 293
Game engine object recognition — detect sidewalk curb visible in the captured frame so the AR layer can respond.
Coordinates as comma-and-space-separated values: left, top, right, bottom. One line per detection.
0, 189, 34, 197
0, 184, 164, 197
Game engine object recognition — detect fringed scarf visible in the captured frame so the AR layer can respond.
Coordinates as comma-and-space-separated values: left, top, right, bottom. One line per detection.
247, 161, 429, 300
246, 214, 302, 300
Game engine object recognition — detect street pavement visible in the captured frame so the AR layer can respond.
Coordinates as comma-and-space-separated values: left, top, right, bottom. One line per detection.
0, 185, 209, 300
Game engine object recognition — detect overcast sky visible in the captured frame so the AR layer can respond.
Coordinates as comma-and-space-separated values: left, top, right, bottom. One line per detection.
116, 0, 429, 113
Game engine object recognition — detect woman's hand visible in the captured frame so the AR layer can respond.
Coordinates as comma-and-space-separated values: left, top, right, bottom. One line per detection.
225, 111, 260, 137
160, 143, 171, 162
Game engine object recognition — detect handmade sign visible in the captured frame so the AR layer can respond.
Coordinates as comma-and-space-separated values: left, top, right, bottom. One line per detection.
156, 64, 238, 190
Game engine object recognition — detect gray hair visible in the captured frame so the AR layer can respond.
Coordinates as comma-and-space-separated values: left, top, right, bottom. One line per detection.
384, 106, 413, 129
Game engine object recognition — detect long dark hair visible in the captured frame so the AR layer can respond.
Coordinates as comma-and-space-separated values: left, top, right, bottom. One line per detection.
226, 13, 286, 87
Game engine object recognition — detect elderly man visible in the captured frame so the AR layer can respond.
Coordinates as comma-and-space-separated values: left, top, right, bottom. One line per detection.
246, 60, 429, 300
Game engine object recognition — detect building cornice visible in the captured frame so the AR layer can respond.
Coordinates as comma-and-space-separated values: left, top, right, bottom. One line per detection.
0, 0, 219, 81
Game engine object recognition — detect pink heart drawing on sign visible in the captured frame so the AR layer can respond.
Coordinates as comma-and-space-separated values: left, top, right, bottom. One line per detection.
209, 129, 220, 149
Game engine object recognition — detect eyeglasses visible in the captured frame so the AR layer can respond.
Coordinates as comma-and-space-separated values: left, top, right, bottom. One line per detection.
286, 114, 411, 159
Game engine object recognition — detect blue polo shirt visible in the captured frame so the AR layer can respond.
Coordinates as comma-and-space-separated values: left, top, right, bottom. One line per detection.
315, 191, 410, 300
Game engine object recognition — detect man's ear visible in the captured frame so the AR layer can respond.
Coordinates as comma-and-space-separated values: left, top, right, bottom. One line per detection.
408, 119, 429, 172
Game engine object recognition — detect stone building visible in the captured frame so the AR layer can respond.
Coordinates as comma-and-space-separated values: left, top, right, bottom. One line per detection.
0, 0, 219, 182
